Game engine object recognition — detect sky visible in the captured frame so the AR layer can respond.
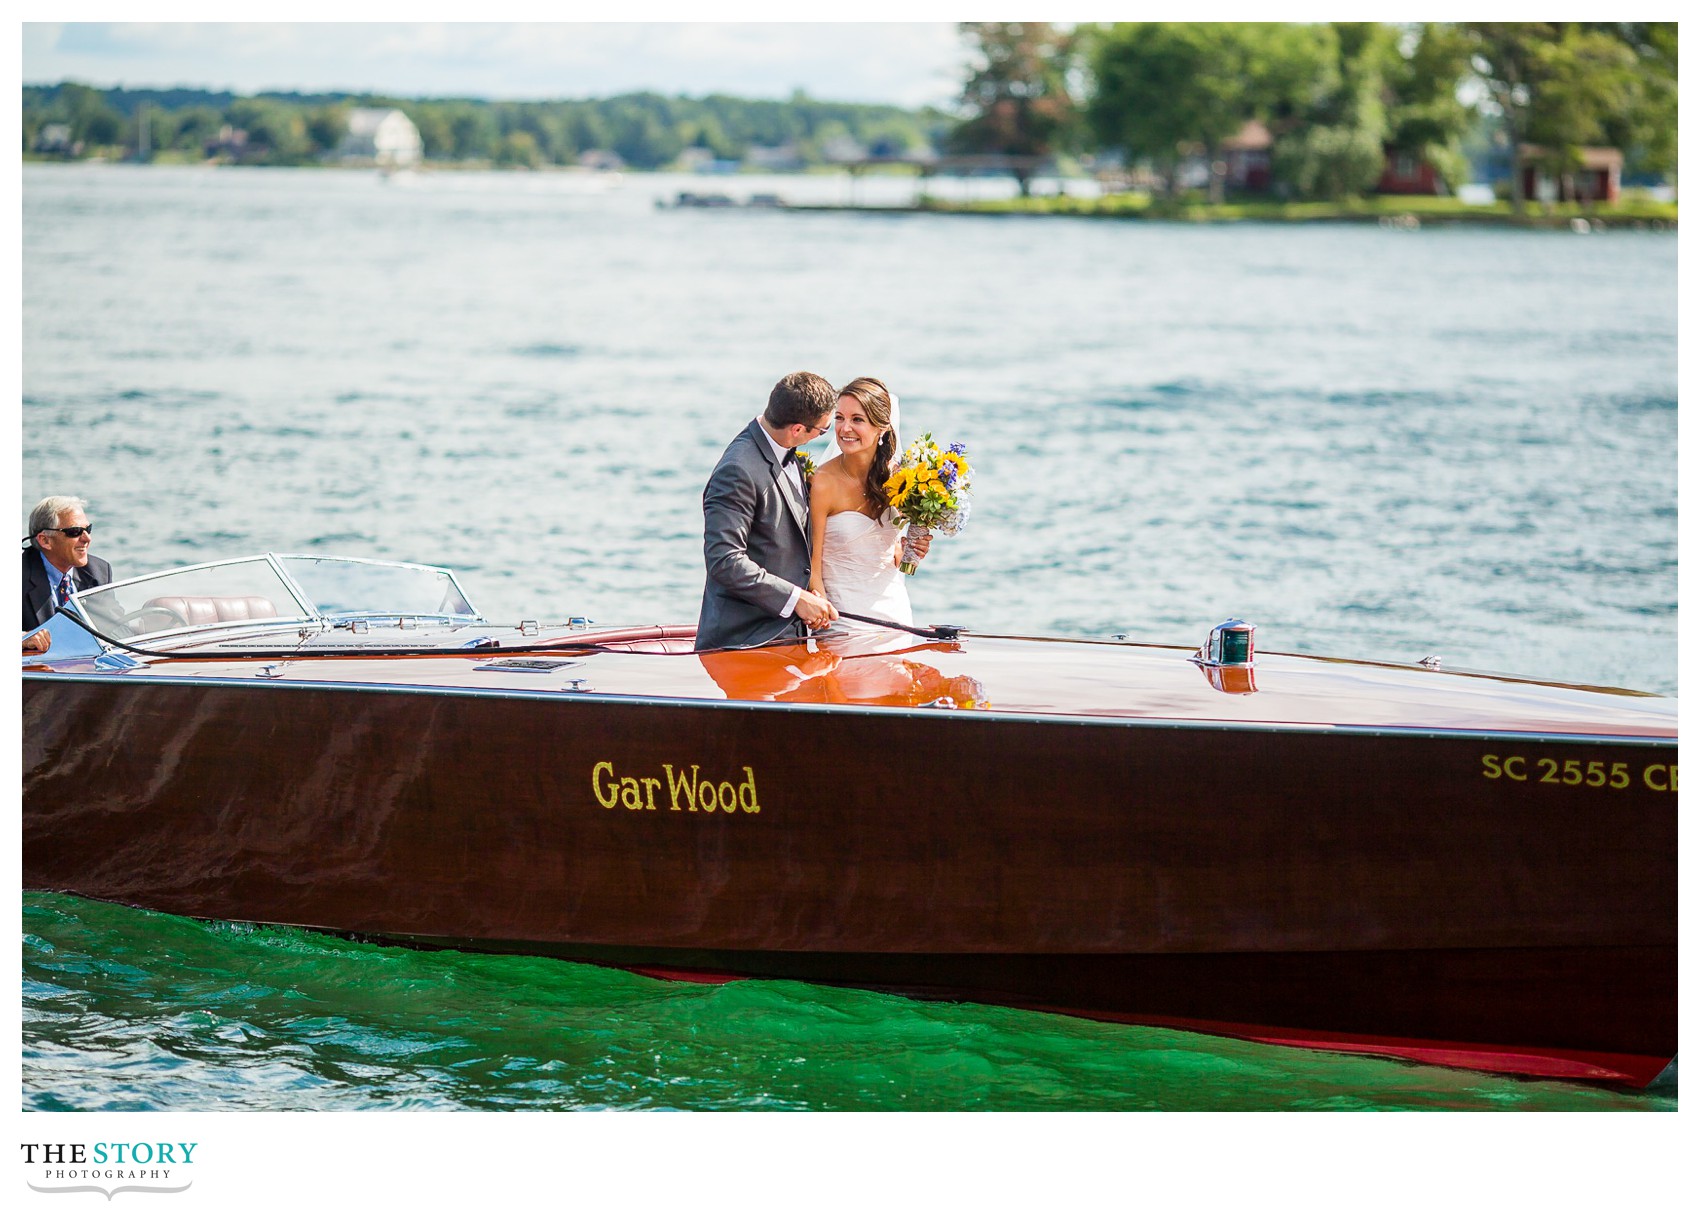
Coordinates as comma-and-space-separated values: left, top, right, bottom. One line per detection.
20, 19, 973, 109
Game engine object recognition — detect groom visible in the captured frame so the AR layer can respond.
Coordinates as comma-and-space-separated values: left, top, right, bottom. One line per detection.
697, 371, 840, 650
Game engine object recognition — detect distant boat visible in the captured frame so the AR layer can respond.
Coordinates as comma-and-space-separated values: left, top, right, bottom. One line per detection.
658, 191, 788, 210
23, 553, 1677, 1086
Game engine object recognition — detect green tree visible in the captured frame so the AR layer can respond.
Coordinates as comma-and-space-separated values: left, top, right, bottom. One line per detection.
447, 105, 500, 161
1273, 23, 1393, 200
1088, 22, 1328, 202
305, 105, 349, 155
131, 104, 180, 161
170, 106, 226, 155
950, 22, 1080, 195
517, 107, 575, 162
406, 105, 454, 160
1582, 22, 1677, 181
861, 116, 927, 159
58, 82, 124, 149
227, 97, 311, 162
1383, 23, 1476, 193
684, 112, 738, 160
607, 98, 683, 168
568, 107, 612, 161
1523, 28, 1642, 201
20, 82, 946, 172
1461, 23, 1647, 212
494, 130, 541, 168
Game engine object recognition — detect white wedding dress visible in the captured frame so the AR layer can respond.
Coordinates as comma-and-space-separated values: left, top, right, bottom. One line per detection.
821, 510, 913, 627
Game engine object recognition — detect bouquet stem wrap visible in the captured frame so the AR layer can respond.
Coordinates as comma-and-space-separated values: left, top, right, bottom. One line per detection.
899, 524, 930, 576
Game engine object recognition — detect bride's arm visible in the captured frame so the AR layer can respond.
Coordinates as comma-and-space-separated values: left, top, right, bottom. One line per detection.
808, 481, 830, 598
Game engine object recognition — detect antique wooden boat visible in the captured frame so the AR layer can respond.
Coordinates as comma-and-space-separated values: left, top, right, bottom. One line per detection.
22, 554, 1676, 1086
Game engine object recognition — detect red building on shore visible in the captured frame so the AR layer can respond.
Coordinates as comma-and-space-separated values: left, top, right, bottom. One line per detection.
1519, 146, 1623, 204
1376, 149, 1445, 195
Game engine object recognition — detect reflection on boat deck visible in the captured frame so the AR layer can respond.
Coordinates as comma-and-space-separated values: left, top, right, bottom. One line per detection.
697, 636, 987, 707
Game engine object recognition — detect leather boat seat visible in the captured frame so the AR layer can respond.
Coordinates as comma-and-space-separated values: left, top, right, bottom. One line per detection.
142, 595, 280, 627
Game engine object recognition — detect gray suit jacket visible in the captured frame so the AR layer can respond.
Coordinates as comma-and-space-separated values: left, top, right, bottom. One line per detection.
22, 545, 113, 633
696, 418, 812, 651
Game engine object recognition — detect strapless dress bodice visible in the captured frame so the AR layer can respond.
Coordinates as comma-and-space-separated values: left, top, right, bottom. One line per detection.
820, 510, 912, 627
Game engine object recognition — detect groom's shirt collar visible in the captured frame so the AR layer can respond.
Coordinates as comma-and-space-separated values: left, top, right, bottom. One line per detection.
757, 418, 804, 496
755, 418, 789, 466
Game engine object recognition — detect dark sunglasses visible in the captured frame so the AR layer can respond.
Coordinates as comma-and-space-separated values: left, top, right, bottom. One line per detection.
42, 525, 94, 539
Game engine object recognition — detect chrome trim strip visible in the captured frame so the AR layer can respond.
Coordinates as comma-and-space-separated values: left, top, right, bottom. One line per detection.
21, 670, 1676, 746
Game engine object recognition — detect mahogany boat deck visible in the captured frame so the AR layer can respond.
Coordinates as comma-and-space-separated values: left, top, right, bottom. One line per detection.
38, 621, 1675, 742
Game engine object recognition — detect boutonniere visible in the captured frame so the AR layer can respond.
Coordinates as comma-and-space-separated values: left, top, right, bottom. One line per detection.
793, 451, 817, 479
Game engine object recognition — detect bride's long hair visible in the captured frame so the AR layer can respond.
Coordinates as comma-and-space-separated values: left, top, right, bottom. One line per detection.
837, 376, 898, 514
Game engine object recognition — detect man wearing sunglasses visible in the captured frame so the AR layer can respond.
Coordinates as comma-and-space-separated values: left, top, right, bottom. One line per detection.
697, 371, 840, 651
23, 495, 113, 635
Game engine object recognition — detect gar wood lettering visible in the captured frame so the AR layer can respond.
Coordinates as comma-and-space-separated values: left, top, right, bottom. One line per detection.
592, 761, 762, 814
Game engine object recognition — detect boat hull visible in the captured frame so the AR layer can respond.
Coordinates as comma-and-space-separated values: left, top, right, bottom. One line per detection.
22, 675, 1677, 1085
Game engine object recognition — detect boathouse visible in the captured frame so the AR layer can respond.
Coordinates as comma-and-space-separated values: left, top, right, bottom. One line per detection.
1175, 120, 1273, 192
1376, 149, 1446, 195
1518, 145, 1622, 205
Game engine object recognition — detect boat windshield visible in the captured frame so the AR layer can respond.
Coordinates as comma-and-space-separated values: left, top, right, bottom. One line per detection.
276, 556, 478, 620
75, 557, 311, 640
68, 554, 482, 641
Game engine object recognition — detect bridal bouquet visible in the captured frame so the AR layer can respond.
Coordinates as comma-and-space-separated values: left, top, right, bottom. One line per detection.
883, 433, 973, 575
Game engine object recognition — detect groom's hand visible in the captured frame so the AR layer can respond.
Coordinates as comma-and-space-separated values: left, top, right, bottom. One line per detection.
795, 589, 838, 629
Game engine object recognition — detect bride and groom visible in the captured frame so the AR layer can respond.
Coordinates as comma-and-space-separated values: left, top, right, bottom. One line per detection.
696, 371, 928, 651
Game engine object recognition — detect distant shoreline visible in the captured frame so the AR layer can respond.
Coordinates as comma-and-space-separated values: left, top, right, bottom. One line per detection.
22, 160, 1675, 230
792, 200, 1678, 231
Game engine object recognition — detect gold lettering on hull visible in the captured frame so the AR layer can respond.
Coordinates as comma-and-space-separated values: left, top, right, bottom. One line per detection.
592, 761, 761, 814
1480, 754, 1675, 792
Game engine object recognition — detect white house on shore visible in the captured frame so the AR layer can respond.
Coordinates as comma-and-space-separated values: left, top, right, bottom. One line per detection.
336, 108, 423, 167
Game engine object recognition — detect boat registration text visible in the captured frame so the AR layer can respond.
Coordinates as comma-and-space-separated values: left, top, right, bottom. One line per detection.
1480, 754, 1676, 791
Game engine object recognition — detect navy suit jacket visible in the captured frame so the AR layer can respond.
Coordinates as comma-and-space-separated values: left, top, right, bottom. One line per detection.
22, 545, 113, 633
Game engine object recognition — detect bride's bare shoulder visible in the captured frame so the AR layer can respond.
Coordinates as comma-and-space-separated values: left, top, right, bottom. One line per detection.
812, 458, 862, 511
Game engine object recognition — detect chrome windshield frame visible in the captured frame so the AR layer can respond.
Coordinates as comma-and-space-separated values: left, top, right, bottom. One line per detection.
65, 553, 316, 646
43, 552, 484, 647
273, 553, 483, 623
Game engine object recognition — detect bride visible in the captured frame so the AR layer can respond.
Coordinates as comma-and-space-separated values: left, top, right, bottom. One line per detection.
807, 376, 928, 628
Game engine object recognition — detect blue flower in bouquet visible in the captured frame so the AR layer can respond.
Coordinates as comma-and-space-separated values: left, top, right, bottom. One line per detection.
937, 497, 972, 537
883, 431, 975, 574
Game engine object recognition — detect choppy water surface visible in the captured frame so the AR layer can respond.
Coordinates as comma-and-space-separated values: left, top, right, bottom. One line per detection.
21, 165, 1676, 1111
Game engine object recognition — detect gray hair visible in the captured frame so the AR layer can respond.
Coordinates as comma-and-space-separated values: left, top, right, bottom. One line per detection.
27, 495, 88, 541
